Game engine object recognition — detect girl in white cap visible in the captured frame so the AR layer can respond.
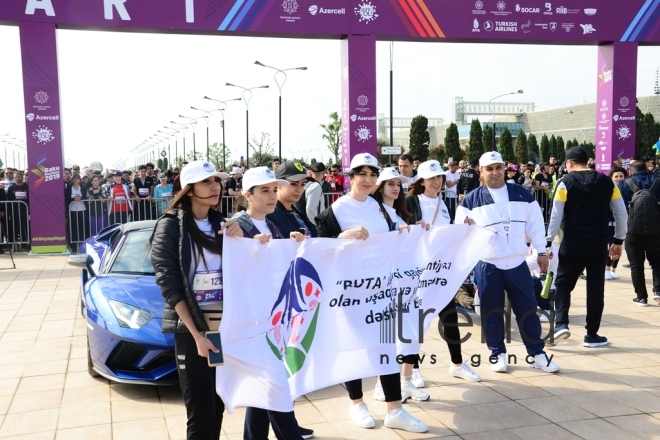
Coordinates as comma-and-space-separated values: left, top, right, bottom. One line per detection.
316, 153, 428, 434
150, 160, 242, 439
404, 160, 482, 387
230, 166, 310, 440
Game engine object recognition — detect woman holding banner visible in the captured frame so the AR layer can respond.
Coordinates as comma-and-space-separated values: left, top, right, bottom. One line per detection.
231, 166, 312, 440
315, 154, 429, 434
150, 160, 241, 440
404, 160, 482, 387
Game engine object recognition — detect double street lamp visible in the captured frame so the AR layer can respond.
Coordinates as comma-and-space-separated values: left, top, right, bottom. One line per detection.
169, 121, 189, 161
254, 61, 307, 161
548, 110, 574, 134
203, 96, 242, 170
488, 90, 523, 150
178, 115, 208, 160
226, 83, 269, 168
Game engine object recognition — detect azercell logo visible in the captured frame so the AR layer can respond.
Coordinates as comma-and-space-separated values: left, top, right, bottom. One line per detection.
309, 5, 346, 15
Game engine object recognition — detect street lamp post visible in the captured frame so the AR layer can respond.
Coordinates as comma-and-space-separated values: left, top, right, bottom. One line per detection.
178, 116, 207, 160
160, 128, 181, 169
204, 96, 242, 170
254, 61, 307, 161
226, 83, 269, 168
169, 121, 189, 161
548, 110, 574, 134
488, 90, 523, 151
190, 107, 214, 161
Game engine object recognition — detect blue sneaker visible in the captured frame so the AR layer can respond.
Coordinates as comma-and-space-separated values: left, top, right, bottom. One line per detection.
583, 334, 608, 348
552, 324, 571, 344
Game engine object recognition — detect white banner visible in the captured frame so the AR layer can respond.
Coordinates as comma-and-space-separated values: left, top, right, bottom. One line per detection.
217, 224, 495, 413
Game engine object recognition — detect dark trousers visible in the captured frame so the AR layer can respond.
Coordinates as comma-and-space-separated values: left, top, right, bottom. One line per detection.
345, 372, 401, 402
555, 242, 608, 336
445, 197, 458, 224
69, 210, 90, 249
474, 260, 544, 356
625, 233, 660, 299
404, 300, 463, 367
243, 407, 301, 440
175, 332, 224, 440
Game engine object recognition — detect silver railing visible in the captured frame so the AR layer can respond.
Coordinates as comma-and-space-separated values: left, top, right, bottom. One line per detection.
1, 201, 30, 252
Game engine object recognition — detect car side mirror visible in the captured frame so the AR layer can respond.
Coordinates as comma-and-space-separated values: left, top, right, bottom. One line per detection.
67, 254, 96, 278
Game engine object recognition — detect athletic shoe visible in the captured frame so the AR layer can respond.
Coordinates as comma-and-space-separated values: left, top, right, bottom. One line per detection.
300, 426, 314, 439
583, 334, 608, 347
610, 272, 619, 279
553, 324, 571, 344
653, 293, 660, 304
349, 402, 375, 429
579, 273, 587, 280
449, 362, 482, 382
529, 353, 560, 373
411, 368, 426, 388
491, 353, 507, 373
384, 407, 428, 433
373, 380, 385, 401
401, 381, 430, 401
605, 271, 613, 280
623, 263, 631, 268
632, 297, 649, 307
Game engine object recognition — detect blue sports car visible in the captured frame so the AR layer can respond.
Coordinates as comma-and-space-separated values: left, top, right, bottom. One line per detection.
67, 220, 177, 385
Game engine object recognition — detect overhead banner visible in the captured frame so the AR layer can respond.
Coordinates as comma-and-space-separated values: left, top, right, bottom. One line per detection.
218, 224, 495, 413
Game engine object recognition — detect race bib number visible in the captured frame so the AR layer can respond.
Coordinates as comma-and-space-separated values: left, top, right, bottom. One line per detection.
138, 188, 149, 196
503, 221, 510, 232
14, 191, 27, 200
115, 196, 126, 204
193, 270, 223, 303
161, 192, 172, 198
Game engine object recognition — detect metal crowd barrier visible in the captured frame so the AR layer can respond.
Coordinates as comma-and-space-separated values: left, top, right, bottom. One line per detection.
1, 200, 30, 253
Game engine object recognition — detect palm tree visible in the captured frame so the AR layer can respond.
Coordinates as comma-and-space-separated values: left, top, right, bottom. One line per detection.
320, 112, 342, 164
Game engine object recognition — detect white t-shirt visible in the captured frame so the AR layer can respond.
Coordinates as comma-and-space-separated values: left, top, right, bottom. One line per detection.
487, 185, 510, 223
382, 204, 406, 228
69, 186, 86, 212
418, 194, 450, 225
331, 195, 390, 235
251, 217, 271, 235
192, 218, 223, 308
444, 171, 461, 198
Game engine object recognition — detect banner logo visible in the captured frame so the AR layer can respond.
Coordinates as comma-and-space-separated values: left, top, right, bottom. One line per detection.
355, 1, 378, 23
34, 91, 49, 105
580, 23, 596, 34
282, 0, 298, 14
619, 96, 630, 108
616, 125, 631, 140
357, 94, 369, 106
32, 125, 55, 144
355, 126, 373, 142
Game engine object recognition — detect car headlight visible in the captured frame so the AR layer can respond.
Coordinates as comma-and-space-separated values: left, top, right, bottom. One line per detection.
108, 300, 153, 329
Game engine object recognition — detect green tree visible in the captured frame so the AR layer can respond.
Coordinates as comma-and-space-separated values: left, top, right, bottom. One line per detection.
540, 134, 550, 162
320, 112, 342, 165
565, 139, 573, 151
528, 134, 540, 163
581, 141, 595, 159
157, 158, 169, 170
207, 142, 232, 171
482, 125, 494, 154
444, 123, 462, 162
429, 145, 446, 164
468, 119, 484, 160
248, 132, 276, 167
556, 136, 566, 162
408, 115, 430, 160
549, 134, 557, 159
514, 129, 528, 164
499, 127, 514, 162
376, 138, 390, 165
185, 151, 205, 162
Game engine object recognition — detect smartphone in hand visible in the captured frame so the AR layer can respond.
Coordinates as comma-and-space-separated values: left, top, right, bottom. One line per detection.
205, 331, 224, 367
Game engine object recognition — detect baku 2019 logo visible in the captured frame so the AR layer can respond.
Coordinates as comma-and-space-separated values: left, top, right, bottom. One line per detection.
266, 257, 323, 377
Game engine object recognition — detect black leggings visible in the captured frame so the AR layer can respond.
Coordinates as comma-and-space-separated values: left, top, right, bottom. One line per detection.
345, 372, 401, 402
403, 301, 463, 367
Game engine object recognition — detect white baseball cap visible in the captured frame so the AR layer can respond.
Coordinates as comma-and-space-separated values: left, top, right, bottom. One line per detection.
229, 166, 243, 175
242, 166, 289, 195
417, 160, 445, 179
376, 167, 409, 185
180, 161, 230, 187
480, 151, 505, 167
349, 153, 381, 171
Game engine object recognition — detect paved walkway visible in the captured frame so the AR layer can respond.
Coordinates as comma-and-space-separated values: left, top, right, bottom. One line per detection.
1, 253, 660, 439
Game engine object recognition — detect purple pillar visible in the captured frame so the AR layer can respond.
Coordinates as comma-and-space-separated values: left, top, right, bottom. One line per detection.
19, 22, 67, 253
341, 35, 377, 171
595, 42, 638, 173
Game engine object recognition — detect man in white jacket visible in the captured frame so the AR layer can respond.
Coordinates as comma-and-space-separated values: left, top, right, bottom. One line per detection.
456, 151, 560, 374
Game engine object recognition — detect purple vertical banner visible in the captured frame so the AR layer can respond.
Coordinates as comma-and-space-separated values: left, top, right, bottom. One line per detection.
19, 22, 67, 253
596, 43, 638, 173
340, 35, 377, 171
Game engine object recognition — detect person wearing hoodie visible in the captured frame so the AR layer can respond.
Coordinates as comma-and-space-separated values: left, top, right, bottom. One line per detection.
545, 147, 627, 348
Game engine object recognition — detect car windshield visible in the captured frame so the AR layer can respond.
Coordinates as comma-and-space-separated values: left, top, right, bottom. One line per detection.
108, 229, 155, 275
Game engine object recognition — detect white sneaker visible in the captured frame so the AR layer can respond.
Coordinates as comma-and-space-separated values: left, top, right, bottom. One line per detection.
384, 407, 428, 433
411, 368, 426, 388
605, 271, 613, 280
349, 402, 375, 429
530, 353, 560, 373
449, 362, 482, 382
491, 353, 508, 373
373, 380, 385, 401
401, 381, 430, 401
610, 272, 619, 279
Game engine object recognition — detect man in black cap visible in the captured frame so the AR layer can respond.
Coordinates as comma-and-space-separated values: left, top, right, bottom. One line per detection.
296, 162, 329, 222
267, 161, 318, 238
457, 158, 481, 202
545, 147, 628, 348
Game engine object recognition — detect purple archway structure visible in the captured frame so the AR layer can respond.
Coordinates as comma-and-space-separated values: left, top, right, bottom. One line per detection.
0, 0, 656, 253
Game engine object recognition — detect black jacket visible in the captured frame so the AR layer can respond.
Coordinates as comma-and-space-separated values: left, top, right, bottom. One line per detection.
65, 184, 88, 210
457, 168, 480, 195
151, 208, 226, 333
405, 196, 423, 224
267, 201, 318, 238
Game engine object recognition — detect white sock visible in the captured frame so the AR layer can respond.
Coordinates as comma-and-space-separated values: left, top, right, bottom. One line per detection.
388, 407, 402, 415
